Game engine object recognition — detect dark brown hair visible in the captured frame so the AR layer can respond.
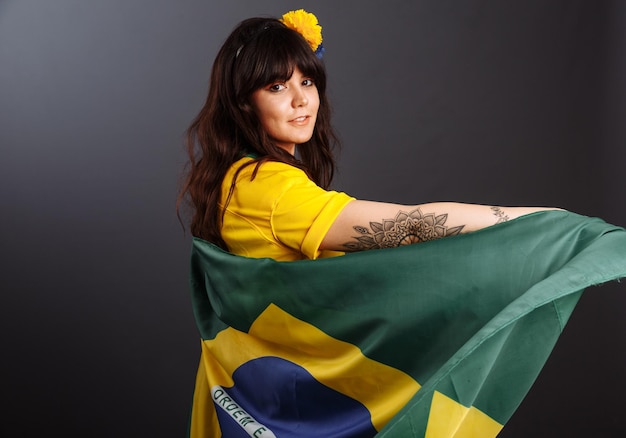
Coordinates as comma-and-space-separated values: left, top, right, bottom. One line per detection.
177, 17, 338, 249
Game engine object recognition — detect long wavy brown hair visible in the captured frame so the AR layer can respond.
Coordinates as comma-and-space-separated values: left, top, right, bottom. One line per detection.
177, 17, 339, 249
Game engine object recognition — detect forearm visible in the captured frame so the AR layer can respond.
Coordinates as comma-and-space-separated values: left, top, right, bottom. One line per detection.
321, 200, 560, 252
421, 202, 557, 233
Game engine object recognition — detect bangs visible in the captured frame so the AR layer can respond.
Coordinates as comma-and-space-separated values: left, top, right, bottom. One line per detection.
234, 24, 325, 97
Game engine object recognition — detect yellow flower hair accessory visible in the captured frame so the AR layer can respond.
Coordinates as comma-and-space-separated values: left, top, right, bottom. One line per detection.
280, 9, 324, 59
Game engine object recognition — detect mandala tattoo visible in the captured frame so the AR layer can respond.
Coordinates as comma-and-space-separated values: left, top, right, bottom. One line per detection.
343, 208, 465, 251
491, 206, 510, 224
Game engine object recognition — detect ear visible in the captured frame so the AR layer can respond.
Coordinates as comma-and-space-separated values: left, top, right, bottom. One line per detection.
238, 99, 258, 122
239, 101, 253, 112
234, 101, 261, 132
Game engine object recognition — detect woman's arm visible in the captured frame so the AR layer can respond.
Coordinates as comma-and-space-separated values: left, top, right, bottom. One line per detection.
320, 200, 560, 252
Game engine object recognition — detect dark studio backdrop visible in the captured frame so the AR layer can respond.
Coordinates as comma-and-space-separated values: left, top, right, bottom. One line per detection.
1, 0, 625, 436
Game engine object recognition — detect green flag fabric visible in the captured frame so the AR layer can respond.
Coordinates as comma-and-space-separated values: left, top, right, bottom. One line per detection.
188, 211, 626, 437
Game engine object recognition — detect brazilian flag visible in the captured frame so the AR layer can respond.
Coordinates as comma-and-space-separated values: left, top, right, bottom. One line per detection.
188, 211, 626, 437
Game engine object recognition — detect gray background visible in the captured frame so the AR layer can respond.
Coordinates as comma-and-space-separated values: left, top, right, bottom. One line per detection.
1, 0, 625, 436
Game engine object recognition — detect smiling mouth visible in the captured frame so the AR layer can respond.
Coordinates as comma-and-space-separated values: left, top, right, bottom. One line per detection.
290, 116, 309, 122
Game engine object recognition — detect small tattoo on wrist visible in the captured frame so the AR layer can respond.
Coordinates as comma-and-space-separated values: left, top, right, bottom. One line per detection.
491, 206, 510, 224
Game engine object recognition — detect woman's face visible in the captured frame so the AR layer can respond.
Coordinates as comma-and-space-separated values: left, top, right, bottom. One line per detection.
251, 67, 320, 155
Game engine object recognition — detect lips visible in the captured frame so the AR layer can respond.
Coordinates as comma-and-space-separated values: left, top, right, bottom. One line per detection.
289, 115, 310, 123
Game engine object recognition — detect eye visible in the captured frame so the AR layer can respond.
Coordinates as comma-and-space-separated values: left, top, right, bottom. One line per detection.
268, 83, 286, 92
302, 78, 315, 87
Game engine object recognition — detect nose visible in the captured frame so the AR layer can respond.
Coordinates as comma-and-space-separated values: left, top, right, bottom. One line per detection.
292, 86, 308, 107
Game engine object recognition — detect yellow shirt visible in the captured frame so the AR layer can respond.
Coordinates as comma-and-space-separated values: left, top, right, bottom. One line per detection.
220, 157, 355, 261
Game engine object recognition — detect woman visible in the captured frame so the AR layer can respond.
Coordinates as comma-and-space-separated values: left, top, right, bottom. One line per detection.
179, 11, 554, 263
179, 10, 625, 438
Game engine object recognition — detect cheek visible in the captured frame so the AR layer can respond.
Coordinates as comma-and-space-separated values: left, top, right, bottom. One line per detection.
250, 93, 277, 124
260, 101, 285, 122
312, 98, 321, 120
253, 104, 276, 129
312, 92, 321, 113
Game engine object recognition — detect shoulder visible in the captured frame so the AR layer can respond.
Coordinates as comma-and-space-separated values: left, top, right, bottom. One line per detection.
222, 157, 318, 212
228, 157, 313, 189
231, 157, 308, 176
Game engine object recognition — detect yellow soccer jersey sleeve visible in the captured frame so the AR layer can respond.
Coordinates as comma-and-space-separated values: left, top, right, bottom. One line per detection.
220, 157, 355, 261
